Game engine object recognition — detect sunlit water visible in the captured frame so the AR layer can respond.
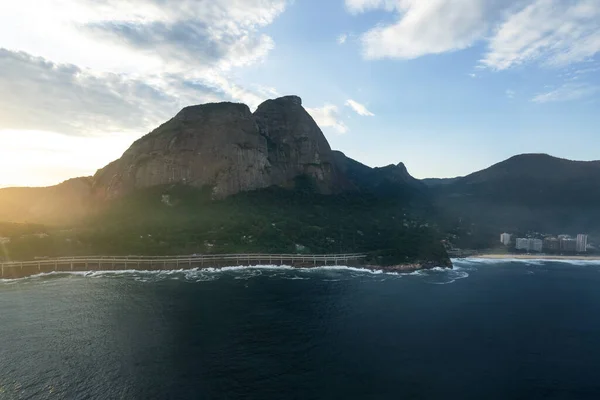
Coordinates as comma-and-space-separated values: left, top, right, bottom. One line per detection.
2, 260, 600, 399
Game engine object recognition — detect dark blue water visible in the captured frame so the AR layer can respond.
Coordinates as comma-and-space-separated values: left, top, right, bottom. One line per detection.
2, 260, 600, 399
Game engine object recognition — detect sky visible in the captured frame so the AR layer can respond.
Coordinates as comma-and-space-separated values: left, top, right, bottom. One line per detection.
1, 0, 599, 187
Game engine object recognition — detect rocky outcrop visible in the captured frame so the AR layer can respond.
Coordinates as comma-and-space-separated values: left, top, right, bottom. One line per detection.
374, 259, 454, 273
254, 96, 348, 194
333, 150, 425, 194
93, 95, 349, 199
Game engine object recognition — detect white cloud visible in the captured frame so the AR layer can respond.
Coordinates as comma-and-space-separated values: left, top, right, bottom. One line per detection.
469, 73, 477, 78
506, 89, 516, 98
347, 0, 491, 60
345, 0, 398, 14
481, 0, 600, 70
306, 104, 348, 134
0, 49, 194, 135
532, 83, 599, 103
347, 0, 600, 72
338, 34, 348, 44
0, 0, 290, 185
0, 0, 289, 131
345, 99, 375, 116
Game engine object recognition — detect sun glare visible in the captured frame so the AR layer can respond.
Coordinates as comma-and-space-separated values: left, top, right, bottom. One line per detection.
0, 130, 138, 187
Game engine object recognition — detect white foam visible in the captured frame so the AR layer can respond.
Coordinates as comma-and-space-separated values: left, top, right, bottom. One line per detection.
285, 276, 311, 280
454, 257, 600, 267
0, 263, 463, 284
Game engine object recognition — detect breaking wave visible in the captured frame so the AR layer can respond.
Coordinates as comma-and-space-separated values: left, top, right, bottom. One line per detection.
453, 257, 600, 267
0, 264, 470, 285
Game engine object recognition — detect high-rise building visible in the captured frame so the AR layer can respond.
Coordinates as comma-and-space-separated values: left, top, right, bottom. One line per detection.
516, 238, 528, 251
515, 238, 543, 252
543, 237, 560, 252
576, 234, 588, 252
500, 233, 512, 245
560, 238, 577, 252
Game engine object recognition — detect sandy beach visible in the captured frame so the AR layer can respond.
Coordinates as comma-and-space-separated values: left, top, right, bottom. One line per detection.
470, 254, 600, 261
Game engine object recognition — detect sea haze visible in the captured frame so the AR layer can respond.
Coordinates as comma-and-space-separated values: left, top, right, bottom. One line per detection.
2, 260, 600, 399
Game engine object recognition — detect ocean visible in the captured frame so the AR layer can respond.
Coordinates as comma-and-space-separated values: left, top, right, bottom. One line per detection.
2, 259, 600, 399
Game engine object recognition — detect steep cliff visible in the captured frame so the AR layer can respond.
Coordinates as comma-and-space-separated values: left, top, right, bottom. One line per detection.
254, 96, 349, 194
93, 95, 348, 199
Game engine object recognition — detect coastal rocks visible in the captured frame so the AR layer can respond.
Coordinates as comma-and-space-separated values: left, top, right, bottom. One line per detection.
93, 95, 349, 199
374, 260, 453, 273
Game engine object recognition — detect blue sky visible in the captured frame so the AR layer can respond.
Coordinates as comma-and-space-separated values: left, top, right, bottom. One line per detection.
0, 0, 599, 186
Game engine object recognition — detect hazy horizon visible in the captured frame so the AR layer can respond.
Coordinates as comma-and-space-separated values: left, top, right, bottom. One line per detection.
1, 0, 599, 187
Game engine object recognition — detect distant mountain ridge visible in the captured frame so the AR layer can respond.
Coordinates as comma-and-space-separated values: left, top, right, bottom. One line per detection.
431, 153, 600, 246
0, 178, 93, 225
435, 153, 600, 206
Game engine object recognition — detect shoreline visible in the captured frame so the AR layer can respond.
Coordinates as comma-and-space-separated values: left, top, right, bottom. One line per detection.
0, 253, 453, 280
0, 263, 449, 281
468, 254, 600, 261
0, 255, 450, 280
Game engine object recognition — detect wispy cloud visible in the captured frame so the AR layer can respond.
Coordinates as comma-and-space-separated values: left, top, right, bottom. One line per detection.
0, 49, 188, 135
338, 34, 348, 44
506, 89, 516, 99
345, 0, 493, 60
306, 104, 348, 134
532, 83, 599, 103
0, 0, 290, 134
481, 0, 600, 70
345, 99, 375, 116
346, 0, 600, 72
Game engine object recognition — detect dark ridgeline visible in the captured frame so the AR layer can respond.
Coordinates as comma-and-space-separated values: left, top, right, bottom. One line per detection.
428, 154, 600, 249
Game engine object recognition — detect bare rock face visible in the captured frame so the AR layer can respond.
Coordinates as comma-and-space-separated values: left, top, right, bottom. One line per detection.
253, 95, 346, 193
93, 96, 347, 199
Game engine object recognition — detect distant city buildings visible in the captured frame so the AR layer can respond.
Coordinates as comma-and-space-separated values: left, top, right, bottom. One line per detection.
576, 234, 588, 252
516, 238, 543, 252
500, 233, 512, 245
510, 233, 590, 253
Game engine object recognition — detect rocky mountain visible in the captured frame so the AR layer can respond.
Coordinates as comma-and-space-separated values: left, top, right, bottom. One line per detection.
93, 95, 349, 199
0, 95, 450, 269
0, 95, 426, 224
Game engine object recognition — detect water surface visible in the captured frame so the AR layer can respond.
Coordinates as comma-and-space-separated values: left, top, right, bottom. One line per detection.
2, 260, 600, 399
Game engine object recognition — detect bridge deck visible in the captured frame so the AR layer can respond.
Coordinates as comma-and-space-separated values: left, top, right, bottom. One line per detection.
0, 253, 368, 280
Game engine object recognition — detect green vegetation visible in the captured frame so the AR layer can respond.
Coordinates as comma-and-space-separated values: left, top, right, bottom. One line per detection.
1, 178, 449, 266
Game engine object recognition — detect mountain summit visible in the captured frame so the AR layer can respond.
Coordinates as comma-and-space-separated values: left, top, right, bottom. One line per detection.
93, 95, 347, 199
